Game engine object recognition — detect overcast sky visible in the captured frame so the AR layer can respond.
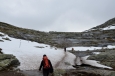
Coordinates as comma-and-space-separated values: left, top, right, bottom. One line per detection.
0, 0, 115, 32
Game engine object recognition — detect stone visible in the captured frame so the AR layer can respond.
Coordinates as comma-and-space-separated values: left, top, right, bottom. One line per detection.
0, 54, 20, 71
109, 72, 115, 76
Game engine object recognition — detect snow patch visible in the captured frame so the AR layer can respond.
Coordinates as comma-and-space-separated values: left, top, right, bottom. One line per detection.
81, 56, 112, 69
67, 46, 102, 51
103, 24, 115, 30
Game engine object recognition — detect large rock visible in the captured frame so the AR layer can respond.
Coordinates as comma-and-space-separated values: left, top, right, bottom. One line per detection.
0, 54, 14, 60
0, 54, 20, 71
109, 72, 115, 76
88, 50, 115, 70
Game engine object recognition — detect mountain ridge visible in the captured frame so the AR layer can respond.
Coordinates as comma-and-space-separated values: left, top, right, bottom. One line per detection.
0, 17, 115, 48
88, 17, 115, 31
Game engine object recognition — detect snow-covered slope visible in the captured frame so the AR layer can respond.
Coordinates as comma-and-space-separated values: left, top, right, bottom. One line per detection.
0, 32, 65, 70
0, 32, 113, 70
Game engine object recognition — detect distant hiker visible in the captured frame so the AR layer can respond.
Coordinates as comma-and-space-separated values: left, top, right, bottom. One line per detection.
64, 47, 66, 52
72, 48, 74, 51
0, 48, 3, 54
55, 47, 57, 50
39, 54, 53, 76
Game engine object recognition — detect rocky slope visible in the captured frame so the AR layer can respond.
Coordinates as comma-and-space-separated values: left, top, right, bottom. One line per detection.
89, 17, 115, 30
0, 22, 54, 45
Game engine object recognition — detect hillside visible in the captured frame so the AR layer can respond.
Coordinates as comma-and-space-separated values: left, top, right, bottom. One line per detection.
0, 17, 115, 48
0, 22, 54, 45
89, 17, 115, 30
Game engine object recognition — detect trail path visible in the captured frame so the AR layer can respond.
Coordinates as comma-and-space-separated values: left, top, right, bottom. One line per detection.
55, 51, 76, 69
54, 51, 67, 68
21, 70, 43, 76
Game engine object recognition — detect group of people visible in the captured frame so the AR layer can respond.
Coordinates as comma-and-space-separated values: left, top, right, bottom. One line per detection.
39, 54, 53, 76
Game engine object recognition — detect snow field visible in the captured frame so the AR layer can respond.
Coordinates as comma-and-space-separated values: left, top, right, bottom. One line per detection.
0, 34, 65, 70
0, 32, 113, 70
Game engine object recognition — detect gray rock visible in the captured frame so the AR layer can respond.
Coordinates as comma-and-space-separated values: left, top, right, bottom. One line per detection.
0, 54, 20, 71
88, 50, 115, 69
108, 72, 115, 76
0, 54, 14, 60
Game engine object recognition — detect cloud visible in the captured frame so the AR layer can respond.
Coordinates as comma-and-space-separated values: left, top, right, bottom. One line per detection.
0, 0, 115, 32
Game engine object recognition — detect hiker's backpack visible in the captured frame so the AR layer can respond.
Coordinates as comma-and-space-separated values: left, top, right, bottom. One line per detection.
43, 57, 50, 69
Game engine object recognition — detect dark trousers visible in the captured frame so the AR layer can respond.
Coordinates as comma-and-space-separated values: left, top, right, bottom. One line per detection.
43, 69, 50, 76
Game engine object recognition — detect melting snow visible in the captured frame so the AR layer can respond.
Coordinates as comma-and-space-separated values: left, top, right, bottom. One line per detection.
0, 32, 113, 70
103, 24, 115, 30
67, 45, 115, 51
0, 33, 65, 70
67, 46, 102, 51
81, 56, 112, 69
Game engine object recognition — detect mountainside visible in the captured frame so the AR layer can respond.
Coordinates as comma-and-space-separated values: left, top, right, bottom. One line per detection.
0, 17, 115, 48
0, 22, 54, 45
49, 17, 115, 47
88, 17, 115, 31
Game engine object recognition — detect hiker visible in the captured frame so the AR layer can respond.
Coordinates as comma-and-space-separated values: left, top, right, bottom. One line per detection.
64, 47, 66, 52
0, 48, 3, 54
39, 54, 53, 76
72, 48, 74, 51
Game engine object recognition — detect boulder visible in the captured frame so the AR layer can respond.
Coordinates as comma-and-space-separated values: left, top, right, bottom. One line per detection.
109, 72, 115, 76
0, 54, 14, 60
0, 54, 20, 71
88, 50, 115, 69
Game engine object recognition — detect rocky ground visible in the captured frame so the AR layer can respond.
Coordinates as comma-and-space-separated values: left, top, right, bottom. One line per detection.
0, 71, 25, 76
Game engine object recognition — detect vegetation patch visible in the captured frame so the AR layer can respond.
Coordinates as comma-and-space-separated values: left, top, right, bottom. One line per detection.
2, 37, 11, 41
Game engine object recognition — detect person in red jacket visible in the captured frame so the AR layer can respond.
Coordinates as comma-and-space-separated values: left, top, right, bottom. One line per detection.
39, 54, 53, 76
